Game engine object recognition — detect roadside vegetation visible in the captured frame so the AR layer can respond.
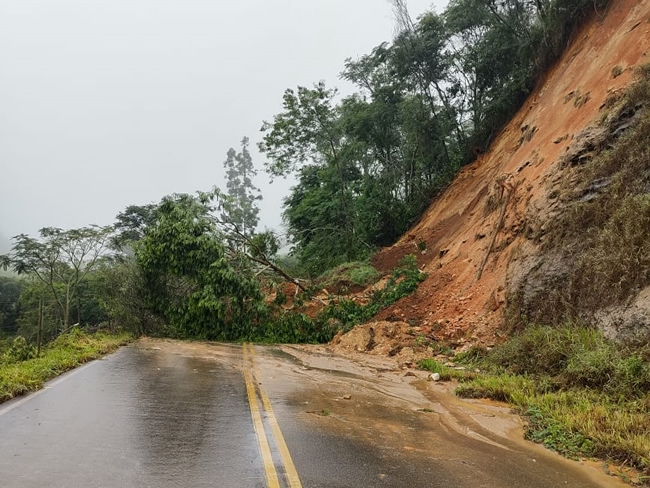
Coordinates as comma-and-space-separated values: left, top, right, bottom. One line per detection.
432, 324, 650, 483
0, 330, 131, 403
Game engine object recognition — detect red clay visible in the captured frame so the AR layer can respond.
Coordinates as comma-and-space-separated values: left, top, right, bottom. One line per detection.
367, 0, 650, 347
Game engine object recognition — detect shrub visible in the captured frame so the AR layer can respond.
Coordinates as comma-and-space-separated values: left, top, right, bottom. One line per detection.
1, 336, 36, 364
476, 324, 650, 398
261, 255, 427, 343
317, 261, 381, 291
455, 329, 650, 476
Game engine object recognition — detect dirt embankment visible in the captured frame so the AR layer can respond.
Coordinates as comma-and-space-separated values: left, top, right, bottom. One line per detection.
338, 0, 650, 353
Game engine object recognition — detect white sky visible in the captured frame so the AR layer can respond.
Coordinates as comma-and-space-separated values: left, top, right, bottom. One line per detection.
0, 0, 448, 249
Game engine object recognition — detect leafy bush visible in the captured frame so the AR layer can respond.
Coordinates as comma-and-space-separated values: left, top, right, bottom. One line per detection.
317, 261, 381, 290
255, 312, 335, 345
320, 255, 426, 332
455, 324, 650, 475
468, 324, 650, 397
1, 336, 36, 364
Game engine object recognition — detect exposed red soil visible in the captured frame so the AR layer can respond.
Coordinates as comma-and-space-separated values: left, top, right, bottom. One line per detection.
357, 0, 650, 349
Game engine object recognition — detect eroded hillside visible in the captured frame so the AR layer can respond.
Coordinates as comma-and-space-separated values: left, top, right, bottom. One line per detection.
354, 0, 650, 350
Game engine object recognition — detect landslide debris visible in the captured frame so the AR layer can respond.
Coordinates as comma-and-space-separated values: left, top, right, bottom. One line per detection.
339, 0, 650, 350
331, 321, 437, 366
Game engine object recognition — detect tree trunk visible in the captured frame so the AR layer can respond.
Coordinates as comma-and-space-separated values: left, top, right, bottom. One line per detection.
37, 297, 43, 356
64, 286, 70, 329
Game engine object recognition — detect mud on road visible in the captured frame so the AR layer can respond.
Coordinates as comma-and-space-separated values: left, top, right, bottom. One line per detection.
142, 338, 624, 488
0, 338, 628, 487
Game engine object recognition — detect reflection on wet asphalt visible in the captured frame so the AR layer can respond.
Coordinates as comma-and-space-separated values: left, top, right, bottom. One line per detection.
0, 341, 624, 488
0, 346, 264, 488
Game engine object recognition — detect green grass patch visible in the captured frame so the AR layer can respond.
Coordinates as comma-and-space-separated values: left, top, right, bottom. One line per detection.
317, 261, 381, 290
0, 330, 132, 403
454, 324, 650, 477
417, 358, 476, 381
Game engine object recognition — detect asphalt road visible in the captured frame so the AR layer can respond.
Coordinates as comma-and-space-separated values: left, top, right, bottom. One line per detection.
0, 341, 624, 488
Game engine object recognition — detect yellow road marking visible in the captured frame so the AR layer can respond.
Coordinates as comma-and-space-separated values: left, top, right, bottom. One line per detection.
243, 348, 280, 488
247, 344, 304, 488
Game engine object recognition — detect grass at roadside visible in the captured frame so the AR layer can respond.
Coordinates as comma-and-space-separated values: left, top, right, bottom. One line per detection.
0, 330, 132, 403
419, 324, 650, 484
417, 358, 476, 381
456, 375, 650, 484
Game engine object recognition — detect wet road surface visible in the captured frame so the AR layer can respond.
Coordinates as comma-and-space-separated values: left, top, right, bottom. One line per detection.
0, 340, 624, 488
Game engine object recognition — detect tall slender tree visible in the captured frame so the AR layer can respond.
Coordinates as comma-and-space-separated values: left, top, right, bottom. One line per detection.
222, 137, 261, 239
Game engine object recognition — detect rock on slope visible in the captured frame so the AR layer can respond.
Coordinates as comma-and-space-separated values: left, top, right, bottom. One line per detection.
357, 0, 650, 349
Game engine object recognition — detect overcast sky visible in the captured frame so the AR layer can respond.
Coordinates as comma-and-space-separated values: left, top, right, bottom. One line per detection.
0, 0, 448, 249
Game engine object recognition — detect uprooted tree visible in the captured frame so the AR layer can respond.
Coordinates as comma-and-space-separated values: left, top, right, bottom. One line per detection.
134, 191, 272, 339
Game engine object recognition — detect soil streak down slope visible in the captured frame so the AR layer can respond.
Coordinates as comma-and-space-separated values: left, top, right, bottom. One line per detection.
368, 0, 650, 347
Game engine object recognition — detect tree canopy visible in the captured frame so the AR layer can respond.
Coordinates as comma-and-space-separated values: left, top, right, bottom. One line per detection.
257, 0, 608, 274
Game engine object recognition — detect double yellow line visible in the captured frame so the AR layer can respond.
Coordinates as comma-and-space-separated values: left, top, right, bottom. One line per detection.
243, 343, 303, 488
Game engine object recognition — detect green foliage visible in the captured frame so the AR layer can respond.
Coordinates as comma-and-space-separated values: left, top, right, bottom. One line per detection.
271, 254, 311, 283
15, 280, 60, 343
317, 261, 381, 290
0, 276, 22, 336
453, 345, 489, 364
370, 256, 424, 307
221, 136, 261, 239
320, 255, 425, 330
455, 324, 650, 475
260, 0, 609, 270
457, 377, 650, 475
281, 163, 367, 275
262, 255, 426, 343
255, 311, 335, 344
112, 204, 158, 250
524, 403, 596, 459
93, 258, 162, 336
135, 191, 267, 340
1, 336, 36, 363
417, 358, 473, 381
0, 330, 131, 403
1, 226, 113, 329
260, 83, 364, 274
466, 324, 650, 397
